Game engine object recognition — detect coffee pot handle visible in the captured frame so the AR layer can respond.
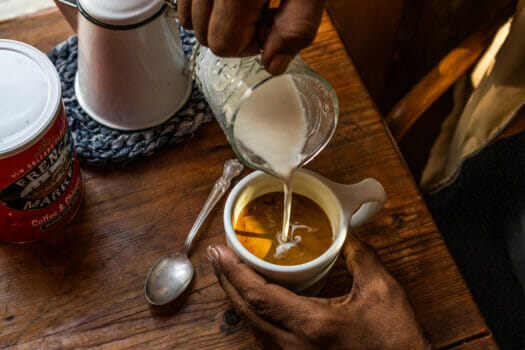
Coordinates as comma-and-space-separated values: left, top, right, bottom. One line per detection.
348, 178, 386, 229
162, 0, 187, 56
54, 0, 78, 32
164, 0, 178, 17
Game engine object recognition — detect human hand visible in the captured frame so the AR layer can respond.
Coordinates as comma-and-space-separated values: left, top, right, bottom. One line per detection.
178, 0, 325, 75
206, 234, 431, 350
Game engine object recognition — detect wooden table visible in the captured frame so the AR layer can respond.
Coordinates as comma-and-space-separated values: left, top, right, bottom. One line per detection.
0, 8, 498, 349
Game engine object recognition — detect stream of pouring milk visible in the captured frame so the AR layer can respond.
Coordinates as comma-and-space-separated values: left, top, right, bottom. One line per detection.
234, 75, 307, 246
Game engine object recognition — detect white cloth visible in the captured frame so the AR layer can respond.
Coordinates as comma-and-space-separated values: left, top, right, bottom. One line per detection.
421, 4, 525, 193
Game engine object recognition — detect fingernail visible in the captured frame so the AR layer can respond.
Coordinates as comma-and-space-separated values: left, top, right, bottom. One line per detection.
206, 245, 220, 274
268, 54, 294, 75
206, 245, 219, 262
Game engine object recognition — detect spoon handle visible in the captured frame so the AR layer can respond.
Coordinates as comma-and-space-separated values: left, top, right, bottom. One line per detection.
181, 159, 244, 254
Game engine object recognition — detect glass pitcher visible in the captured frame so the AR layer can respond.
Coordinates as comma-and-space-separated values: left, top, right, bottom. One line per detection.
190, 45, 339, 175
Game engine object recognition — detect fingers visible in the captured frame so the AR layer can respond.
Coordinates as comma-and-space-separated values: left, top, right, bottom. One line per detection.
216, 272, 301, 349
184, 0, 324, 72
342, 234, 407, 308
178, 0, 193, 29
184, 0, 324, 73
208, 245, 326, 333
207, 0, 266, 57
192, 0, 213, 47
261, 0, 325, 74
189, 0, 266, 57
342, 234, 387, 283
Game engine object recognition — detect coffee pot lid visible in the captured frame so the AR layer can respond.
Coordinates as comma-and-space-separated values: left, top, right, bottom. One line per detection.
78, 0, 165, 26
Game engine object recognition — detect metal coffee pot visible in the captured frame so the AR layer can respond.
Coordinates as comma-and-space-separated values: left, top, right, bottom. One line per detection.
54, 0, 192, 130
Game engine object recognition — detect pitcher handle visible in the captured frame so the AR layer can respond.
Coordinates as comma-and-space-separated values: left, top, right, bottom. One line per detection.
349, 178, 386, 229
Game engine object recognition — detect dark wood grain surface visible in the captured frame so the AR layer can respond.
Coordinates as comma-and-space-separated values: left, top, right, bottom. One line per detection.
0, 8, 498, 349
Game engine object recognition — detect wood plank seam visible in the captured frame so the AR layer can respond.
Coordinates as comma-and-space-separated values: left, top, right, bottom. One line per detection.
438, 331, 493, 350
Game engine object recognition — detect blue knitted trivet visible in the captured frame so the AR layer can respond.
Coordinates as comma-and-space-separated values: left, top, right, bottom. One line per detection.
47, 30, 213, 165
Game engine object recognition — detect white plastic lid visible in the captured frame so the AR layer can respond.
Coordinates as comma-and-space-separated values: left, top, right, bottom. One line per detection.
78, 0, 165, 26
0, 40, 61, 157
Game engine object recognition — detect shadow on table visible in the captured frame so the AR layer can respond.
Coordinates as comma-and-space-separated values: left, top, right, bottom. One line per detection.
147, 277, 195, 318
0, 202, 96, 300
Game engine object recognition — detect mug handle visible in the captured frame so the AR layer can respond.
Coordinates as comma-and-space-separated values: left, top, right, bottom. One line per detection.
349, 178, 387, 229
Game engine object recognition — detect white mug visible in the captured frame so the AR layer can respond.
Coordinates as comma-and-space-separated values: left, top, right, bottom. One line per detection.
223, 169, 386, 294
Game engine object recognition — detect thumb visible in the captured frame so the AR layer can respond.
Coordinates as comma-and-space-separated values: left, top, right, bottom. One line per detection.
260, 0, 325, 75
341, 234, 388, 285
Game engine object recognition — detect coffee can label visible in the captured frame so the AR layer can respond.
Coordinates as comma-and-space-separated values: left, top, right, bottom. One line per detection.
0, 105, 83, 243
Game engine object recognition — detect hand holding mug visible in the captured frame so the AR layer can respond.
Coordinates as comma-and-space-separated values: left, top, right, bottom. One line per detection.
207, 234, 431, 350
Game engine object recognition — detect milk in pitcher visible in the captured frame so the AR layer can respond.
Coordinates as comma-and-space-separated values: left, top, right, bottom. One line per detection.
233, 75, 307, 248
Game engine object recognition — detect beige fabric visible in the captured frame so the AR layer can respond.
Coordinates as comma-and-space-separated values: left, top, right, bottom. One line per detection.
471, 19, 512, 89
421, 4, 525, 193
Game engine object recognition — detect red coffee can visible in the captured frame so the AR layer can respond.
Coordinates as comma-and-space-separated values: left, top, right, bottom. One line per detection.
0, 39, 84, 243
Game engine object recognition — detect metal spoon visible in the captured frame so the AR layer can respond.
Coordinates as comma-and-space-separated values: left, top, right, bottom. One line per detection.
144, 159, 244, 305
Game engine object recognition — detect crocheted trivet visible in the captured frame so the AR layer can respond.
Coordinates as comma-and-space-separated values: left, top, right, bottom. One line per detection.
47, 31, 213, 165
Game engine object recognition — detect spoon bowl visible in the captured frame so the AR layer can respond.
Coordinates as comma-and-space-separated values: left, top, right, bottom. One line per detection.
145, 253, 194, 305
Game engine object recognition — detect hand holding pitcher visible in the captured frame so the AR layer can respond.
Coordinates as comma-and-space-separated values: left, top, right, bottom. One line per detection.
178, 0, 326, 75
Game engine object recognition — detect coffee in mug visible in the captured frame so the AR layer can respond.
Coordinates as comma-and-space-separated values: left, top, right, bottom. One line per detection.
234, 192, 333, 266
